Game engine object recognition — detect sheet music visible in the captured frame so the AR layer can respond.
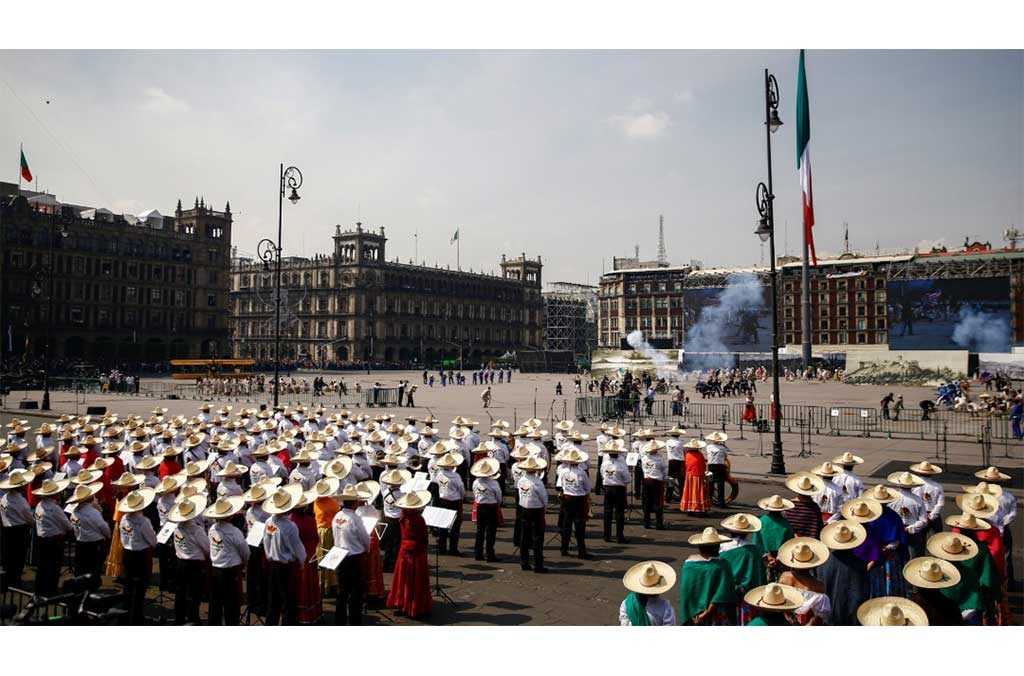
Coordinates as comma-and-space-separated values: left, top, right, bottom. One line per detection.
245, 521, 267, 547
423, 505, 457, 529
157, 521, 178, 544
626, 452, 639, 467
319, 546, 350, 570
360, 514, 379, 536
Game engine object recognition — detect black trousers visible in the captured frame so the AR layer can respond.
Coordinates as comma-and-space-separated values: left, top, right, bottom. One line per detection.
157, 542, 177, 592
266, 560, 297, 625
121, 548, 152, 625
174, 558, 207, 625
708, 464, 727, 507
594, 454, 605, 494
667, 459, 684, 499
75, 539, 106, 590
519, 507, 545, 569
1, 525, 30, 591
603, 485, 626, 540
209, 565, 241, 625
560, 495, 588, 555
335, 552, 365, 625
512, 504, 523, 547
436, 498, 462, 553
474, 503, 499, 559
247, 546, 267, 616
1004, 526, 1015, 584
381, 516, 401, 572
642, 479, 665, 528
36, 535, 65, 597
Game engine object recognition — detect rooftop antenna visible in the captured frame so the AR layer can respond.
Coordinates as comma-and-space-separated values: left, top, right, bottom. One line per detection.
657, 214, 667, 265
634, 243, 639, 260
843, 221, 850, 254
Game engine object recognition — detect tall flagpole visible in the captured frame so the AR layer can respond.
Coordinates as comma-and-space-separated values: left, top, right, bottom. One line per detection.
18, 143, 23, 190
457, 232, 460, 272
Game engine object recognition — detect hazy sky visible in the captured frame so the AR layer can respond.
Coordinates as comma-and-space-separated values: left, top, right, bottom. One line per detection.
1, 50, 1020, 284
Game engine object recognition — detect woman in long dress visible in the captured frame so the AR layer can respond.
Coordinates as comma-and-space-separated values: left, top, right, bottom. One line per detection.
290, 498, 322, 623
386, 490, 433, 619
679, 439, 710, 514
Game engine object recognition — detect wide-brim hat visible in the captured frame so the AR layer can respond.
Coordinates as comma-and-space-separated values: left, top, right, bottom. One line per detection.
555, 448, 589, 464
926, 532, 979, 562
111, 472, 143, 489
435, 452, 463, 470
217, 461, 249, 478
380, 451, 409, 467
155, 473, 187, 495
101, 442, 126, 456
380, 468, 413, 486
162, 446, 184, 457
974, 466, 1011, 483
204, 495, 245, 520
778, 536, 830, 569
491, 419, 511, 429
832, 452, 864, 466
687, 526, 733, 546
324, 457, 354, 481
449, 427, 470, 441
887, 471, 924, 488
606, 425, 626, 438
642, 440, 666, 454
857, 597, 928, 626
169, 494, 209, 523
184, 460, 212, 477
903, 556, 960, 590
263, 484, 305, 514
841, 497, 883, 523
242, 479, 281, 504
89, 457, 114, 471
945, 512, 991, 531
720, 513, 762, 534
516, 456, 547, 472
667, 426, 686, 437
66, 482, 103, 504
420, 427, 438, 437
744, 583, 804, 612
956, 492, 998, 518
311, 477, 341, 499
785, 471, 824, 496
36, 423, 56, 435
394, 489, 432, 510
554, 420, 574, 432
705, 431, 728, 443
357, 480, 381, 503
336, 482, 373, 503
26, 448, 55, 464
134, 455, 162, 472
427, 441, 451, 456
758, 494, 795, 512
963, 482, 1003, 498
683, 438, 707, 450
811, 462, 840, 478
623, 560, 676, 595
602, 440, 626, 454
908, 461, 942, 476
185, 433, 207, 448
32, 477, 71, 497
119, 487, 156, 513
861, 485, 898, 504
820, 520, 868, 550
470, 458, 500, 479
0, 469, 33, 490
567, 431, 590, 442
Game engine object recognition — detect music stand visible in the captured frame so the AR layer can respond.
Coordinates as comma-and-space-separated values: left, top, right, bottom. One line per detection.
422, 506, 457, 605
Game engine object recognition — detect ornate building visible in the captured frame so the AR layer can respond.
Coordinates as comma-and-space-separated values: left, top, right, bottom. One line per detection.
229, 222, 545, 366
0, 185, 233, 365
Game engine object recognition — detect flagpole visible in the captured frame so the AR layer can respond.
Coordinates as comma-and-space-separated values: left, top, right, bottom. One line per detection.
18, 143, 22, 190
457, 232, 461, 272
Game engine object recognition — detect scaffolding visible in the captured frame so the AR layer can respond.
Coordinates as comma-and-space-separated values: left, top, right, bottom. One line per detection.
543, 282, 598, 362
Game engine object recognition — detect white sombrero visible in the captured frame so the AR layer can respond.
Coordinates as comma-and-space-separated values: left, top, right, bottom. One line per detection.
720, 513, 762, 534
785, 471, 824, 496
840, 498, 883, 523
926, 532, 978, 562
902, 557, 960, 590
857, 597, 928, 626
744, 583, 803, 612
622, 561, 676, 596
778, 537, 830, 569
687, 527, 732, 546
820, 520, 867, 550
757, 494, 795, 512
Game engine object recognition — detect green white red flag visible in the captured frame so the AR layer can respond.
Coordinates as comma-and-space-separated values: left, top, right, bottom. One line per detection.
796, 49, 817, 265
20, 147, 33, 183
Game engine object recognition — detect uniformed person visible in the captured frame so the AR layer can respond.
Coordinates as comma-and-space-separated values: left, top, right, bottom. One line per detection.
379, 467, 411, 571
470, 458, 502, 562
32, 477, 74, 595
205, 495, 249, 625
640, 440, 668, 530
66, 482, 110, 589
600, 442, 630, 543
331, 483, 373, 625
262, 484, 307, 625
555, 448, 592, 559
0, 469, 34, 591
118, 488, 158, 624
516, 456, 548, 573
434, 452, 465, 556
169, 493, 211, 624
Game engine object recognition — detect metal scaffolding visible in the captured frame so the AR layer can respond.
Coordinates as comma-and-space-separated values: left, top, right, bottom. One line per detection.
543, 282, 598, 361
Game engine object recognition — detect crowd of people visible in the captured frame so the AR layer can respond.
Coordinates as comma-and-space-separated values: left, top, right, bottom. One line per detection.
0, 402, 1017, 626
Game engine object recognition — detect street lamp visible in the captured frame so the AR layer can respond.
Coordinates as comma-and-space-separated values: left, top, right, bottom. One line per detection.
258, 163, 303, 409
755, 68, 786, 475
35, 221, 68, 410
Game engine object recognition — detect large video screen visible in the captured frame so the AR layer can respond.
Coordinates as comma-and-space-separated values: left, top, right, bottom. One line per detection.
887, 277, 1011, 352
682, 274, 772, 354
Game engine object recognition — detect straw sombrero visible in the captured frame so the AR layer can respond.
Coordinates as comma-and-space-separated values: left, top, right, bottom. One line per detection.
955, 492, 998, 518
861, 485, 898, 504
602, 440, 626, 453
435, 453, 463, 470
687, 527, 733, 546
262, 484, 305, 515
903, 557, 960, 590
0, 469, 33, 490
336, 483, 374, 503
705, 431, 728, 443
778, 537, 830, 569
683, 438, 707, 450
32, 478, 70, 497
380, 468, 412, 486
134, 455, 162, 472
516, 456, 547, 472
857, 597, 928, 626
926, 532, 978, 562
820, 520, 867, 550
65, 482, 103, 504
887, 471, 924, 488
744, 583, 803, 612
216, 461, 249, 478
811, 461, 840, 477
111, 472, 143, 489
757, 494, 795, 512
242, 480, 280, 505
623, 561, 676, 596
832, 452, 864, 466
841, 498, 883, 523
155, 474, 187, 495
908, 461, 942, 476
70, 469, 102, 486
470, 458, 500, 479
554, 420, 574, 432
118, 488, 156, 513
203, 495, 245, 520
974, 466, 1011, 482
356, 480, 381, 503
324, 457, 353, 481
785, 471, 824, 496
184, 460, 212, 478
169, 494, 208, 523
556, 448, 589, 464
963, 482, 1002, 498
944, 512, 991, 531
309, 477, 340, 499
394, 489, 432, 510
641, 440, 666, 454
720, 513, 761, 534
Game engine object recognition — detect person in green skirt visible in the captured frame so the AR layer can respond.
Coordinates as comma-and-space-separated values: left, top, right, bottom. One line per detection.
719, 513, 766, 625
753, 494, 795, 580
928, 520, 1001, 625
678, 527, 737, 625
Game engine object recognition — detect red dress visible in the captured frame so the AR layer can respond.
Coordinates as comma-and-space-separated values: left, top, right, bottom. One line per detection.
159, 459, 182, 479
680, 449, 710, 513
386, 512, 432, 619
291, 510, 322, 623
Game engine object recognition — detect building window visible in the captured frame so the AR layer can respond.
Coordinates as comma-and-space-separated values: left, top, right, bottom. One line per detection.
820, 333, 830, 344
785, 333, 794, 344
876, 318, 886, 329
70, 307, 84, 324
175, 290, 186, 307
820, 320, 829, 330
857, 305, 866, 316
838, 331, 847, 343
150, 288, 161, 303
819, 306, 829, 317
784, 308, 793, 318
857, 318, 867, 330
875, 289, 886, 302
838, 306, 847, 317
857, 332, 867, 344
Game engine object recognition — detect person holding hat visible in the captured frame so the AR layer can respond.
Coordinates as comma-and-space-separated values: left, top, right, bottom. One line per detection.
262, 484, 308, 625
903, 556, 963, 625
118, 488, 158, 623
619, 561, 677, 626
0, 470, 35, 591
678, 527, 738, 625
599, 442, 630, 544
777, 537, 832, 625
744, 583, 803, 626
704, 432, 729, 508
908, 461, 945, 537
719, 514, 767, 625
516, 456, 549, 573
556, 448, 593, 558
170, 493, 211, 624
331, 484, 372, 625
386, 490, 433, 619
679, 439, 710, 514
32, 477, 73, 595
640, 440, 668, 531
783, 472, 825, 539
205, 496, 249, 625
67, 482, 111, 589
856, 596, 928, 626
817, 520, 870, 625
831, 452, 865, 500
753, 495, 796, 578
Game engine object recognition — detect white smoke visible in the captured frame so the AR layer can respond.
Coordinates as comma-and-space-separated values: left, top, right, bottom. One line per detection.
684, 272, 766, 370
952, 306, 1010, 352
625, 330, 676, 380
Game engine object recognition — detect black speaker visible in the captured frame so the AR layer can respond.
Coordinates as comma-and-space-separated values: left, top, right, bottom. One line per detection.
86, 406, 107, 415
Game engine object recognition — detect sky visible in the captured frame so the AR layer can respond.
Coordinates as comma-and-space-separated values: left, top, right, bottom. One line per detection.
0, 50, 1020, 284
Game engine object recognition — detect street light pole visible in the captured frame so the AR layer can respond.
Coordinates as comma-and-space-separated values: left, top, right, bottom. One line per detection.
40, 221, 66, 411
755, 68, 787, 475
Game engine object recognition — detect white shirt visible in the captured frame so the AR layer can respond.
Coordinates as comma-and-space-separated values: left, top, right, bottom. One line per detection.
174, 518, 211, 561
517, 474, 548, 509
640, 453, 667, 481
832, 470, 864, 500
666, 438, 685, 462
557, 465, 592, 497
995, 491, 1017, 530
61, 459, 84, 478
331, 507, 370, 556
472, 478, 502, 505
289, 464, 320, 491
209, 521, 249, 569
601, 456, 630, 487
1, 490, 33, 527
218, 479, 243, 498
35, 499, 74, 538
436, 469, 465, 502
705, 443, 728, 465
618, 596, 676, 626
157, 493, 177, 526
120, 511, 158, 551
813, 480, 845, 523
912, 477, 945, 521
263, 513, 306, 563
246, 505, 269, 534
381, 484, 405, 519
890, 489, 929, 534
70, 502, 111, 543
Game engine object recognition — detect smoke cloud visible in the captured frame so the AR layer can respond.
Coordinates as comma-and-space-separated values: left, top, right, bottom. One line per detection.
952, 306, 1011, 352
625, 330, 677, 380
683, 272, 766, 371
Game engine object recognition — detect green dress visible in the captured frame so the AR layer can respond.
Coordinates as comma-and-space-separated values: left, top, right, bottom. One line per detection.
721, 542, 767, 592
940, 547, 999, 612
753, 512, 794, 554
678, 558, 737, 625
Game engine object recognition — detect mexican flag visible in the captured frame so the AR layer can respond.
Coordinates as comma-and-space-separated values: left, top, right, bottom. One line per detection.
796, 49, 817, 266
450, 228, 459, 244
20, 147, 33, 183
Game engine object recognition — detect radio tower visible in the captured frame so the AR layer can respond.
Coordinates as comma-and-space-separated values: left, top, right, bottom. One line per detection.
657, 214, 667, 265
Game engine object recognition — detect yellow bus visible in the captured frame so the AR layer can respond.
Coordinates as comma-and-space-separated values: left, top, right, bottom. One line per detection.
169, 359, 256, 381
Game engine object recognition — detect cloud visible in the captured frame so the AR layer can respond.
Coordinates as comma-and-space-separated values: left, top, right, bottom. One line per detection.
142, 86, 190, 113
611, 110, 670, 139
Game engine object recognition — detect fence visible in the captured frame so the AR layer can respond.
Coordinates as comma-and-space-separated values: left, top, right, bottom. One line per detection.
574, 396, 1020, 442
136, 383, 406, 410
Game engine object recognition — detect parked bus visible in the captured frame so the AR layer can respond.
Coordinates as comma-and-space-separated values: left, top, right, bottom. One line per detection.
169, 359, 256, 381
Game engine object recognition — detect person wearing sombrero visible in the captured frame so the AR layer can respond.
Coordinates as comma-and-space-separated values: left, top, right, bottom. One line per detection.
386, 490, 434, 619
974, 466, 1016, 586
470, 458, 503, 562
679, 438, 710, 514
0, 470, 35, 591
777, 537, 832, 625
599, 441, 630, 544
159, 446, 183, 480
678, 527, 737, 625
948, 497, 1009, 623
744, 583, 803, 626
242, 480, 277, 618
619, 561, 677, 626
831, 452, 865, 500
782, 471, 824, 539
704, 432, 730, 508
817, 520, 871, 626
32, 477, 73, 595
849, 488, 909, 600
205, 496, 249, 625
929, 530, 1000, 625
170, 492, 211, 624
903, 556, 963, 625
753, 495, 796, 579
885, 471, 930, 559
290, 484, 323, 624
262, 484, 308, 625
516, 456, 549, 573
556, 448, 593, 558
908, 461, 945, 537
434, 452, 466, 556
856, 596, 929, 626
331, 483, 372, 625
118, 488, 158, 623
60, 445, 85, 479
664, 426, 686, 501
67, 482, 111, 590
719, 513, 767, 625
809, 462, 845, 523
639, 440, 668, 531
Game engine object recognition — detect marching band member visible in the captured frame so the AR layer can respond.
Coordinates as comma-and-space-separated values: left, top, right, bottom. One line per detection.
555, 448, 592, 558
379, 467, 410, 571
640, 439, 667, 530
118, 487, 158, 624
908, 461, 945, 535
169, 492, 211, 624
66, 481, 110, 590
471, 458, 502, 562
262, 484, 307, 625
665, 426, 686, 500
0, 470, 34, 591
600, 442, 629, 543
205, 495, 249, 625
434, 452, 465, 556
516, 456, 548, 573
332, 483, 372, 625
33, 477, 73, 595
